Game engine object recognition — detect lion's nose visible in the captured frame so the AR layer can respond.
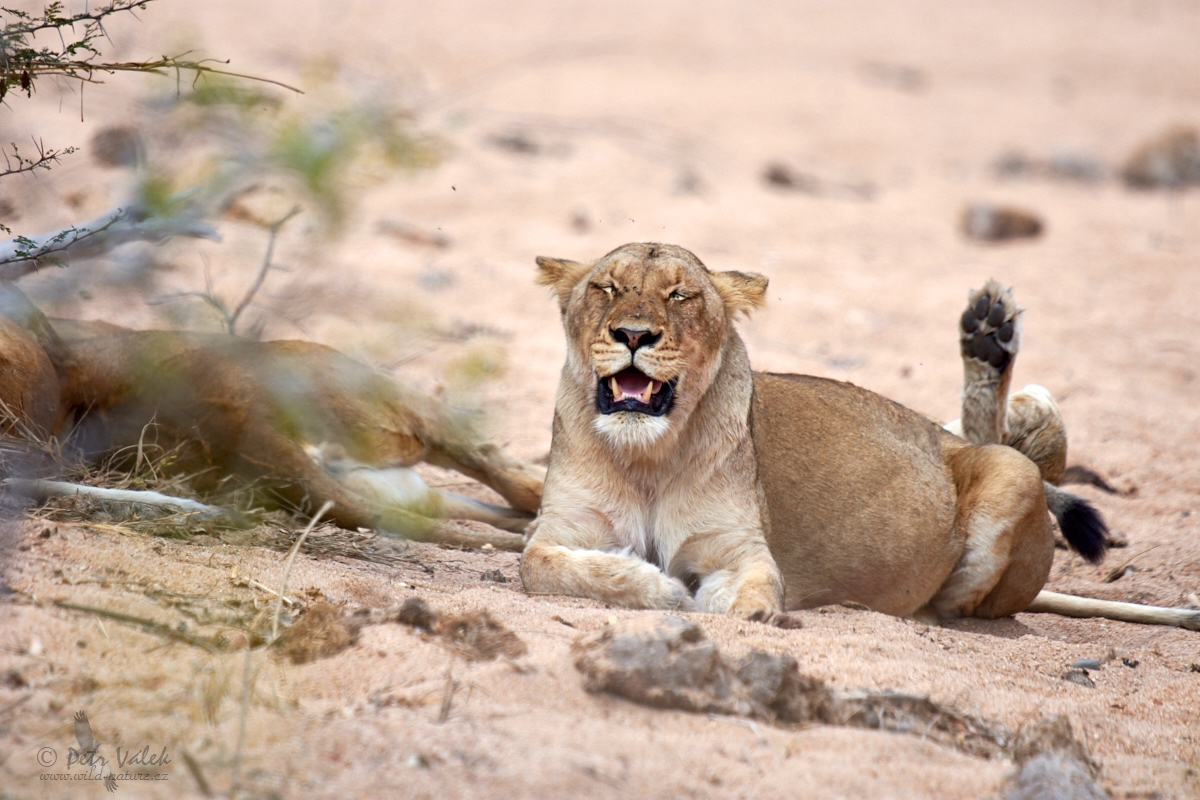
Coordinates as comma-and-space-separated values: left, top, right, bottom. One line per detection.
611, 327, 661, 352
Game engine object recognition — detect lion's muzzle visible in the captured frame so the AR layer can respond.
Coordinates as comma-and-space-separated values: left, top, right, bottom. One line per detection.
597, 367, 676, 416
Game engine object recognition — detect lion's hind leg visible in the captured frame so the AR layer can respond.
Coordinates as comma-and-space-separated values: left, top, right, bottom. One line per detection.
305, 443, 533, 532
946, 281, 1068, 486
953, 280, 1021, 447
926, 445, 1055, 620
1004, 384, 1067, 485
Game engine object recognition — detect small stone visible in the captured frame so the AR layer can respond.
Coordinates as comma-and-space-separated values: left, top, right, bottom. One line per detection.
1122, 126, 1200, 189
1061, 669, 1096, 688
961, 204, 1044, 242
90, 125, 144, 168
397, 597, 440, 632
1070, 658, 1101, 671
481, 569, 507, 583
1122, 658, 1139, 668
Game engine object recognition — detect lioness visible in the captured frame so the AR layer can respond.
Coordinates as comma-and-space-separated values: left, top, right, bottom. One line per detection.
522, 242, 1199, 629
0, 283, 542, 549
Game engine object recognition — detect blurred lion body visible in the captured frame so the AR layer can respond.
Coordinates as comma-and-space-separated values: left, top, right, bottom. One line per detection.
0, 286, 543, 539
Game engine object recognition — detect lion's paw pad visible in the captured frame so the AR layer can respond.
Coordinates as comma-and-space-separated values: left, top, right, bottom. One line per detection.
960, 281, 1019, 372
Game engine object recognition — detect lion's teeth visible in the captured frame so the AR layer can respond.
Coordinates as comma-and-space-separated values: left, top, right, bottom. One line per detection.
640, 383, 652, 404
611, 376, 620, 398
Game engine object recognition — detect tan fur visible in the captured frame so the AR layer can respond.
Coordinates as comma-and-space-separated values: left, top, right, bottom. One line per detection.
524, 243, 1195, 630
0, 317, 61, 437
0, 290, 543, 545
523, 243, 781, 618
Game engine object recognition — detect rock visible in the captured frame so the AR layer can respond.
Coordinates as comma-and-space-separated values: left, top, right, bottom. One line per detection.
90, 125, 144, 168
1061, 669, 1096, 688
1121, 127, 1200, 189
992, 150, 1106, 183
961, 204, 1044, 241
762, 162, 876, 200
276, 601, 359, 664
572, 616, 1007, 759
572, 615, 839, 724
1070, 658, 1102, 671
396, 597, 527, 661
1003, 715, 1107, 799
439, 609, 527, 660
1003, 751, 1110, 800
397, 597, 440, 632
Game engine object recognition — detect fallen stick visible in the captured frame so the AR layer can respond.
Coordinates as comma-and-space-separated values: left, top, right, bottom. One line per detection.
51, 599, 219, 652
5, 478, 236, 521
1029, 590, 1200, 631
0, 205, 220, 279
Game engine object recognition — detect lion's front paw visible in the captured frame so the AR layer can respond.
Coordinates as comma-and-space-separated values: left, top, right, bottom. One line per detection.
646, 568, 696, 612
727, 592, 783, 623
699, 565, 784, 620
960, 281, 1020, 374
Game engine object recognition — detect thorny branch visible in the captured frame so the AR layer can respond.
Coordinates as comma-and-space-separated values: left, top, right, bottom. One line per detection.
229, 205, 300, 333
150, 206, 300, 336
0, 204, 220, 278
0, 1, 302, 103
0, 138, 75, 180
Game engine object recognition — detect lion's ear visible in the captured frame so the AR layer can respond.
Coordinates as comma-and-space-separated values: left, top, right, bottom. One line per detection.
709, 270, 769, 316
535, 256, 591, 312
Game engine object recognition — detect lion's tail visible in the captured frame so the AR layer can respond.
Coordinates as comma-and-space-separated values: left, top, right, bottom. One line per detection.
1044, 482, 1108, 564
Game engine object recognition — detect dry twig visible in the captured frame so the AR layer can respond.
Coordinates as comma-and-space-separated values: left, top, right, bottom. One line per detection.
271, 500, 334, 642
51, 599, 218, 652
0, 205, 219, 278
6, 477, 234, 520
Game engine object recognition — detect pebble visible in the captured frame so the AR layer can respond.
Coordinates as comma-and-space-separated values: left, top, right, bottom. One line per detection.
960, 203, 1044, 241
1071, 658, 1102, 671
1061, 669, 1096, 689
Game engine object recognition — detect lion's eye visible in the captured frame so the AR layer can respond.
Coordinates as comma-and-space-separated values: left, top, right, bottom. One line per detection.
594, 284, 615, 297
669, 290, 688, 302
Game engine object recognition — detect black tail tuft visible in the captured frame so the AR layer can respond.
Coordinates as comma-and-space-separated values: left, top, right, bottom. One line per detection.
1045, 483, 1108, 564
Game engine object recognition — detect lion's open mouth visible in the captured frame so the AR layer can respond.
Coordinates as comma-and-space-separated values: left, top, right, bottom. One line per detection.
597, 368, 675, 416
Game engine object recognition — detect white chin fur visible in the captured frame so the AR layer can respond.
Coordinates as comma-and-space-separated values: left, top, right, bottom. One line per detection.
594, 412, 671, 451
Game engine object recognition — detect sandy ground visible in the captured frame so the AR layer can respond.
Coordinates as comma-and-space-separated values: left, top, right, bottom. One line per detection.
2, 0, 1200, 797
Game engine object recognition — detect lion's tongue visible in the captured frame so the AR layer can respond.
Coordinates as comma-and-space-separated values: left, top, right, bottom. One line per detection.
612, 371, 662, 404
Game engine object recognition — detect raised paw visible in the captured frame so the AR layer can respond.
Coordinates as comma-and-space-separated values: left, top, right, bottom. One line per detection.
960, 280, 1021, 374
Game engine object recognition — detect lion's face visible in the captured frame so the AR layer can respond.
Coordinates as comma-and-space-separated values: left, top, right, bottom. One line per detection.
537, 243, 767, 453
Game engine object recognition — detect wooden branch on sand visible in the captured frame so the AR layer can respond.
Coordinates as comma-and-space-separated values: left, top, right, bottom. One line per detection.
5, 478, 236, 521
0, 205, 220, 279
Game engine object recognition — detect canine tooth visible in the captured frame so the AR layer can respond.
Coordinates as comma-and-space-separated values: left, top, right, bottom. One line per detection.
611, 376, 620, 397
640, 383, 652, 404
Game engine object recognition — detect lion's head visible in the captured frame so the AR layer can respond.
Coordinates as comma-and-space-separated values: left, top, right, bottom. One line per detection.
537, 243, 767, 455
